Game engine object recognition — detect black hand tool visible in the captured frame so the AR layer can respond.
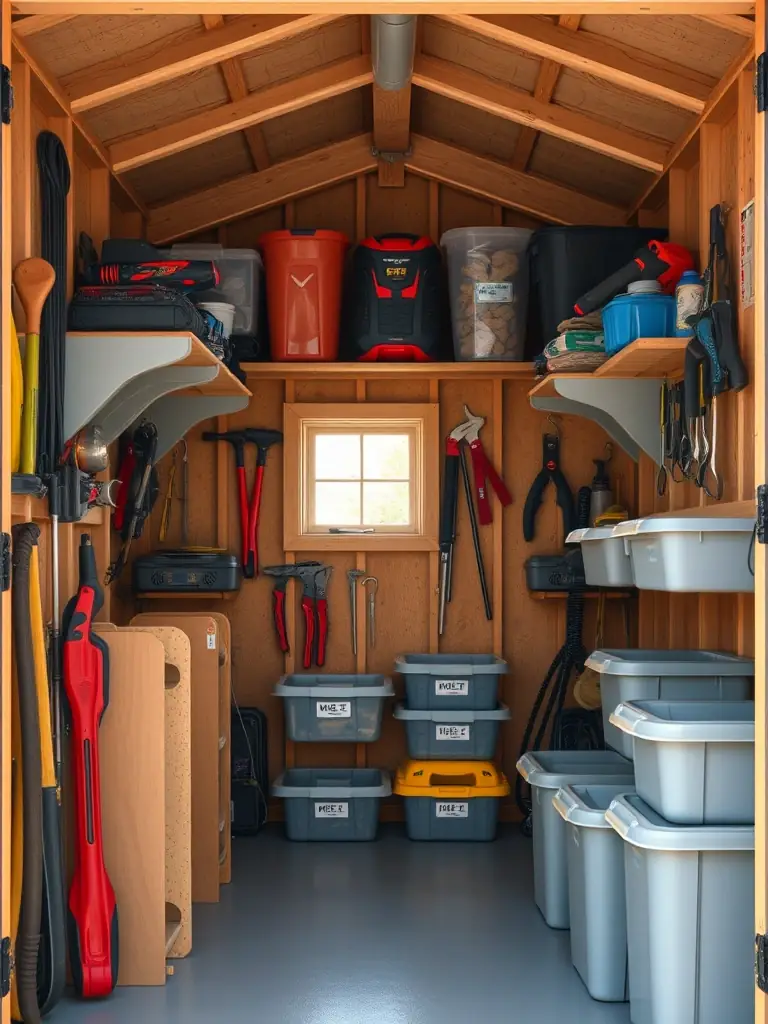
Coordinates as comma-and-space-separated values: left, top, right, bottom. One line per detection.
522, 433, 575, 542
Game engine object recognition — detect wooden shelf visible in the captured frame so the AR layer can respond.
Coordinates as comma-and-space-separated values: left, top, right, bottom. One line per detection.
529, 590, 635, 600
242, 361, 537, 381
136, 590, 238, 601
593, 337, 688, 379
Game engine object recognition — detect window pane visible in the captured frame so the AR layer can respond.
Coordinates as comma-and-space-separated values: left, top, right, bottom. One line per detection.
363, 434, 410, 480
363, 482, 410, 526
314, 483, 361, 525
315, 434, 360, 480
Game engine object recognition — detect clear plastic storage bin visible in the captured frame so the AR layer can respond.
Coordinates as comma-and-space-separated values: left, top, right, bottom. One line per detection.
273, 674, 394, 742
168, 244, 262, 335
441, 227, 532, 361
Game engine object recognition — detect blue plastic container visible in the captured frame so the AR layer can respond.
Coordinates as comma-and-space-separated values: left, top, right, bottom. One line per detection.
602, 292, 676, 355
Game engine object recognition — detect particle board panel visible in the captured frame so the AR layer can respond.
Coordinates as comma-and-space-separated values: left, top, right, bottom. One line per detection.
293, 178, 356, 240
528, 134, 653, 208
240, 16, 363, 91
259, 89, 368, 164
420, 14, 540, 93
411, 87, 522, 165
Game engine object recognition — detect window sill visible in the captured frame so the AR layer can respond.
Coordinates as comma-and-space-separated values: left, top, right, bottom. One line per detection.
284, 534, 439, 553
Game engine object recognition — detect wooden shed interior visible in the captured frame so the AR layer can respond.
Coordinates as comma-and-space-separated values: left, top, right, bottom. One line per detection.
2, 1, 767, 1020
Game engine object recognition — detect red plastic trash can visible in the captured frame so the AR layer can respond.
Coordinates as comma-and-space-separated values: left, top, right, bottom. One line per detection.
260, 229, 349, 361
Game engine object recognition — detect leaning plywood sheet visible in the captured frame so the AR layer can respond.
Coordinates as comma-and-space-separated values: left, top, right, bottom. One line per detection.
94, 628, 167, 986
110, 626, 193, 960
131, 612, 223, 904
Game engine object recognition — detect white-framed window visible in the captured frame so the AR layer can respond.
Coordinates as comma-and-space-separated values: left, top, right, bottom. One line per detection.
283, 403, 439, 551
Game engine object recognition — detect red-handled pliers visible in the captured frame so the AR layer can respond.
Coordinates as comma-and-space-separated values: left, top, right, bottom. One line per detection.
300, 565, 333, 669
451, 406, 511, 525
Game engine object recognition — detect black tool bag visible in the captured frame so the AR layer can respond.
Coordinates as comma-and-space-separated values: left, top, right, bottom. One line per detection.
231, 707, 269, 836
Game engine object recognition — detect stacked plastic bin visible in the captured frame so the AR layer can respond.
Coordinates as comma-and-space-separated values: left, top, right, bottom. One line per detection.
272, 673, 394, 841
393, 655, 511, 841
553, 649, 756, 1023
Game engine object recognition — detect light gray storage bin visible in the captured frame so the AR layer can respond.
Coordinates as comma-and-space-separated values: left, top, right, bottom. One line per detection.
274, 674, 394, 742
273, 768, 391, 842
613, 515, 755, 592
606, 793, 754, 1024
567, 526, 634, 587
516, 750, 634, 929
610, 700, 755, 825
394, 703, 510, 760
553, 784, 635, 1002
395, 653, 507, 710
586, 649, 754, 760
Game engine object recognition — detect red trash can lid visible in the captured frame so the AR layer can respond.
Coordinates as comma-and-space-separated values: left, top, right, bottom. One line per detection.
259, 229, 349, 247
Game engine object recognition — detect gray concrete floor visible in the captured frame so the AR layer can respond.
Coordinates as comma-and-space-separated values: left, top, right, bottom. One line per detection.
54, 825, 630, 1023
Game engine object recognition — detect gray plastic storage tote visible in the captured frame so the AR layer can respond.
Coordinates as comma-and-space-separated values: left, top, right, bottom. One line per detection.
610, 700, 755, 825
613, 515, 755, 592
273, 768, 391, 841
516, 750, 634, 929
394, 760, 509, 841
585, 649, 753, 760
395, 653, 506, 710
606, 793, 754, 1024
393, 703, 510, 760
553, 785, 634, 1002
274, 674, 393, 742
566, 526, 634, 587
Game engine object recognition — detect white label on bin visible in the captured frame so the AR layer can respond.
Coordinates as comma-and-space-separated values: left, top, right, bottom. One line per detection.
436, 802, 469, 818
316, 701, 351, 718
314, 802, 349, 818
436, 725, 470, 741
475, 282, 513, 303
435, 679, 469, 696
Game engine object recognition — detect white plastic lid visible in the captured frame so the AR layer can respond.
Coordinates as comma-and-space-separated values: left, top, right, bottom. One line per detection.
627, 280, 662, 294
613, 515, 754, 536
394, 702, 510, 722
585, 648, 754, 677
516, 750, 634, 790
610, 700, 755, 743
169, 243, 263, 265
440, 226, 533, 253
606, 793, 754, 851
566, 526, 619, 544
553, 783, 636, 829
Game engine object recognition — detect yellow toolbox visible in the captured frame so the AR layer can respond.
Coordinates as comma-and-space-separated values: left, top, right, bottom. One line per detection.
394, 761, 509, 842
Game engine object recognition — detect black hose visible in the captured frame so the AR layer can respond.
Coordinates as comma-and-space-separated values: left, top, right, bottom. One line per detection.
37, 131, 70, 477
515, 486, 593, 826
12, 524, 44, 1024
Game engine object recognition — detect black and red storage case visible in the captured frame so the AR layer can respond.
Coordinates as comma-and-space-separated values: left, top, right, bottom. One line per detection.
345, 234, 446, 361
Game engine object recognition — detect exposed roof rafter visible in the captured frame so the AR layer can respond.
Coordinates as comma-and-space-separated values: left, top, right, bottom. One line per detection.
11, 3, 758, 14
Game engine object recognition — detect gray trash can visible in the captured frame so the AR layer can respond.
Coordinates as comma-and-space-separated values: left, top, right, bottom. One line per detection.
274, 674, 394, 742
516, 750, 634, 929
393, 703, 510, 760
585, 649, 754, 759
606, 793, 754, 1024
395, 653, 507, 710
553, 784, 634, 1002
610, 700, 755, 825
273, 768, 391, 841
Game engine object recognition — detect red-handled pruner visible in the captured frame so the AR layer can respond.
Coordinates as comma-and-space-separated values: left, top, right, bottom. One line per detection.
449, 405, 511, 526
299, 565, 333, 670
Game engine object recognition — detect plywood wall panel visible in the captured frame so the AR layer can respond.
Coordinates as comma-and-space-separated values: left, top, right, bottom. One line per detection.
241, 17, 364, 91
411, 88, 521, 165
420, 15, 541, 93
293, 179, 357, 240
439, 186, 497, 235
260, 89, 369, 164
366, 172, 430, 239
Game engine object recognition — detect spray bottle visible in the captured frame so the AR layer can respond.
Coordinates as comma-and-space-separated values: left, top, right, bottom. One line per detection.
589, 448, 614, 526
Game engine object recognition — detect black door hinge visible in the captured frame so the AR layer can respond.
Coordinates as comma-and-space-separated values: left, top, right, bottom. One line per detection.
0, 936, 11, 997
758, 486, 768, 544
759, 53, 768, 113
757, 934, 768, 991
0, 65, 12, 125
0, 533, 10, 592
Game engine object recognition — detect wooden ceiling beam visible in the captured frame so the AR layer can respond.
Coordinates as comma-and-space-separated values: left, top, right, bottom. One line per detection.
438, 14, 715, 112
147, 133, 377, 243
405, 133, 624, 225
510, 13, 580, 172
12, 13, 79, 36
694, 13, 755, 34
11, 3, 758, 14
110, 55, 373, 173
63, 13, 340, 113
202, 13, 271, 171
413, 53, 668, 172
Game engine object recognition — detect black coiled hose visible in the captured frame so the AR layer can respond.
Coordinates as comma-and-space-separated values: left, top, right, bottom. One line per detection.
515, 486, 594, 824
37, 131, 71, 477
12, 524, 44, 1024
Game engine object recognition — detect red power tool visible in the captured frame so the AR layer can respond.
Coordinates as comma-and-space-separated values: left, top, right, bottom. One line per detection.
79, 235, 219, 293
62, 535, 118, 999
573, 241, 694, 316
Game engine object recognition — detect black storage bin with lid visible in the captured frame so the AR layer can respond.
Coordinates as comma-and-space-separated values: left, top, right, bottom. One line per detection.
527, 226, 668, 356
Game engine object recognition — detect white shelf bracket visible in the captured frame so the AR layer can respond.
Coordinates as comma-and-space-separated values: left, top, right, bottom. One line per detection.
530, 377, 662, 463
141, 394, 251, 461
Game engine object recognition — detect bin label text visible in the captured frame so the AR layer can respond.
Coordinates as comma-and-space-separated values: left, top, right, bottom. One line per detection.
317, 701, 352, 718
436, 802, 469, 818
436, 725, 470, 741
315, 802, 349, 818
475, 282, 513, 303
435, 679, 469, 696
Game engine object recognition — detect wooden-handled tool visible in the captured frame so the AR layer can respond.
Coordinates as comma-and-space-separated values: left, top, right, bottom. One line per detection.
14, 258, 56, 475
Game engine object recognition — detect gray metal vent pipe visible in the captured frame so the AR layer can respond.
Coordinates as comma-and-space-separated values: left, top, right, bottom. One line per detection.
371, 15, 417, 91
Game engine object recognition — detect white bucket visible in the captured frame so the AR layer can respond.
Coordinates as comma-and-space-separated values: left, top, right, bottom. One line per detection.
198, 301, 236, 339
